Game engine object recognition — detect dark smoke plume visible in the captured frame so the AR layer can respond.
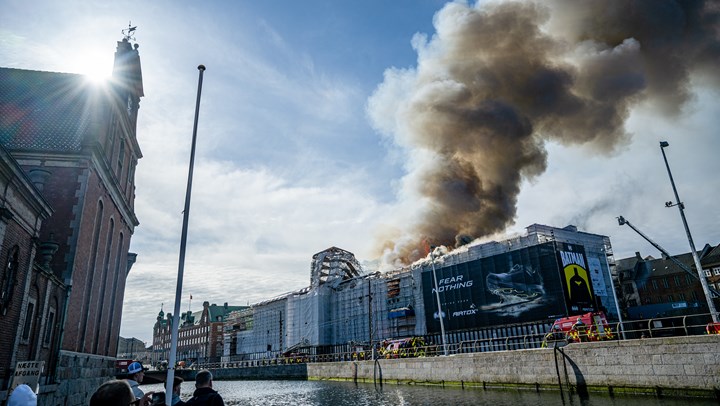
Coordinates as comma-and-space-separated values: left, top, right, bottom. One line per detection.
367, 0, 719, 267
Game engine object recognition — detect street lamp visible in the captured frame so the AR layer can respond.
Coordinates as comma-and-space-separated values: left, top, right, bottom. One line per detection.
659, 141, 718, 322
429, 247, 449, 356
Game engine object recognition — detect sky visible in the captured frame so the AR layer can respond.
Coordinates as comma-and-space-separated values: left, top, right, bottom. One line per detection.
1, 0, 718, 345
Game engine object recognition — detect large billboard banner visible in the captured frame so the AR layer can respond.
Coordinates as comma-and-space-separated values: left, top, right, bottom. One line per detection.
422, 242, 568, 333
557, 243, 596, 315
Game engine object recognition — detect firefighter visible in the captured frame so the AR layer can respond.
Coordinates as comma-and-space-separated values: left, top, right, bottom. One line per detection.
571, 317, 588, 342
542, 325, 565, 348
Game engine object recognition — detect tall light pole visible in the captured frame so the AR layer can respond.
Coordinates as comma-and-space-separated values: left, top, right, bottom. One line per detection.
659, 141, 718, 323
429, 247, 449, 356
165, 65, 206, 404
367, 278, 374, 360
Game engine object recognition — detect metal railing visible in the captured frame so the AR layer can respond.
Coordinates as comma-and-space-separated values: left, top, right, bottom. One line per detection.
189, 312, 718, 370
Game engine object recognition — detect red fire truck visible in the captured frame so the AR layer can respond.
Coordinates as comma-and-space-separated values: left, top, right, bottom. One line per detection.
551, 311, 615, 342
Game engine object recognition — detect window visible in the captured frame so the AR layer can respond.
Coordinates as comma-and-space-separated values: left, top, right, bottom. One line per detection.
691, 291, 698, 301
44, 308, 56, 346
127, 164, 136, 195
667, 295, 674, 302
685, 274, 693, 285
117, 140, 125, 174
652, 280, 659, 290
663, 278, 670, 289
22, 300, 36, 341
0, 246, 20, 312
714, 267, 720, 276
674, 275, 681, 286
678, 293, 685, 301
705, 270, 712, 277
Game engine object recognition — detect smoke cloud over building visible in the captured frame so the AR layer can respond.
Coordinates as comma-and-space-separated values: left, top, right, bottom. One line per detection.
367, 0, 720, 267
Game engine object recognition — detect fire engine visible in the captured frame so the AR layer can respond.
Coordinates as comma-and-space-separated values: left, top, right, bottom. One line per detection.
378, 337, 427, 358
551, 311, 615, 342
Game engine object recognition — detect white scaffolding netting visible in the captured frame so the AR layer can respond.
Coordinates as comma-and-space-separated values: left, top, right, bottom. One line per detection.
223, 225, 618, 360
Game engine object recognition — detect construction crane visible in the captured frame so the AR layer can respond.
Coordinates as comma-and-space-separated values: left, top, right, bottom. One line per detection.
617, 215, 720, 298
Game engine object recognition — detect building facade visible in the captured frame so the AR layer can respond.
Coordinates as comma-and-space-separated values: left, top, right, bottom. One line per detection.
222, 224, 620, 361
152, 301, 246, 366
0, 36, 143, 398
0, 144, 54, 391
616, 244, 719, 319
116, 336, 150, 363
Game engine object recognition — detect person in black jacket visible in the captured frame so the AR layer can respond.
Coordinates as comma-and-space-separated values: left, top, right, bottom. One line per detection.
185, 370, 224, 406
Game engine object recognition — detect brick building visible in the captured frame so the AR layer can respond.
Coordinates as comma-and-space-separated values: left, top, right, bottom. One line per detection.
0, 144, 54, 390
700, 244, 720, 311
152, 301, 246, 366
616, 244, 719, 319
0, 36, 143, 393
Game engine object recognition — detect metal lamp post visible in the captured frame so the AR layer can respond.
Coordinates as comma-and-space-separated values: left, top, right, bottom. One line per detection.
165, 65, 206, 404
429, 247, 449, 356
659, 141, 718, 323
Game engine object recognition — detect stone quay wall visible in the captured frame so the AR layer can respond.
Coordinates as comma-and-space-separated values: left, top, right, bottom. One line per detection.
39, 351, 115, 406
306, 335, 720, 398
211, 364, 307, 381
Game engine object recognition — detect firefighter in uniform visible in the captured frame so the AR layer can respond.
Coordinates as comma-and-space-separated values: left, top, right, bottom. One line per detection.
543, 325, 566, 348
571, 317, 588, 342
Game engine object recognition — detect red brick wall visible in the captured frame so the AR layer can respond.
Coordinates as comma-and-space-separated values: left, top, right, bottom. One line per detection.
24, 162, 134, 356
0, 221, 35, 380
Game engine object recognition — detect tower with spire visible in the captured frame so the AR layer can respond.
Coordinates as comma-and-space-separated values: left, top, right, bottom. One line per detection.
0, 32, 146, 395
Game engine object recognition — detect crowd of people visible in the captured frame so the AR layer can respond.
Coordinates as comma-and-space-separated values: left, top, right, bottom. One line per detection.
2, 360, 223, 405
88, 362, 224, 406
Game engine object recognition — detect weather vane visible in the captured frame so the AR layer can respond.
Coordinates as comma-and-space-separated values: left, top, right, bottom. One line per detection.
122, 21, 137, 42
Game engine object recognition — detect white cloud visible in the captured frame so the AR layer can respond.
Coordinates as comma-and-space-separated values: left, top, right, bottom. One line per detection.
3, 0, 718, 345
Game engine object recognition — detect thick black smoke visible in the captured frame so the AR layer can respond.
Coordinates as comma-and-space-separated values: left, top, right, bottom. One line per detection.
368, 0, 719, 266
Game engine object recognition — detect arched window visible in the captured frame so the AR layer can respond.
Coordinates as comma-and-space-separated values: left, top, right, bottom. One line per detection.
105, 232, 124, 355
79, 200, 104, 351
0, 245, 20, 315
93, 218, 114, 353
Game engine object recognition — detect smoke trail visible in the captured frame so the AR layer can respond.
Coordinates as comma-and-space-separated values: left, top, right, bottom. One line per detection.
367, 0, 719, 267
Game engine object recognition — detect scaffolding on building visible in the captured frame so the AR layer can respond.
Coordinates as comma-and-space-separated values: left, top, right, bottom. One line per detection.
222, 224, 619, 362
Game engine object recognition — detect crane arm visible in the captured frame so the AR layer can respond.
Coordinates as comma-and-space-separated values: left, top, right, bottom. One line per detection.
617, 216, 719, 297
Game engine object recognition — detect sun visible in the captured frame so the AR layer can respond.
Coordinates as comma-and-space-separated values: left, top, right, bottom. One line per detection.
67, 50, 113, 83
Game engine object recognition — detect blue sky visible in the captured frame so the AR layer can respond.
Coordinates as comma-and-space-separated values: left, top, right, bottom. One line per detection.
2, 0, 718, 345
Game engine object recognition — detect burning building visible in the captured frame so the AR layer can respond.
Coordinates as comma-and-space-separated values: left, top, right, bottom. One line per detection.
222, 224, 618, 361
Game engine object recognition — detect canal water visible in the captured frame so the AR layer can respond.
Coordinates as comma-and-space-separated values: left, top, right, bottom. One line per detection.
143, 380, 717, 406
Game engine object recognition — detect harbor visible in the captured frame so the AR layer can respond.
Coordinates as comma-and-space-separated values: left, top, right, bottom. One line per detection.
140, 378, 719, 406
143, 333, 720, 401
